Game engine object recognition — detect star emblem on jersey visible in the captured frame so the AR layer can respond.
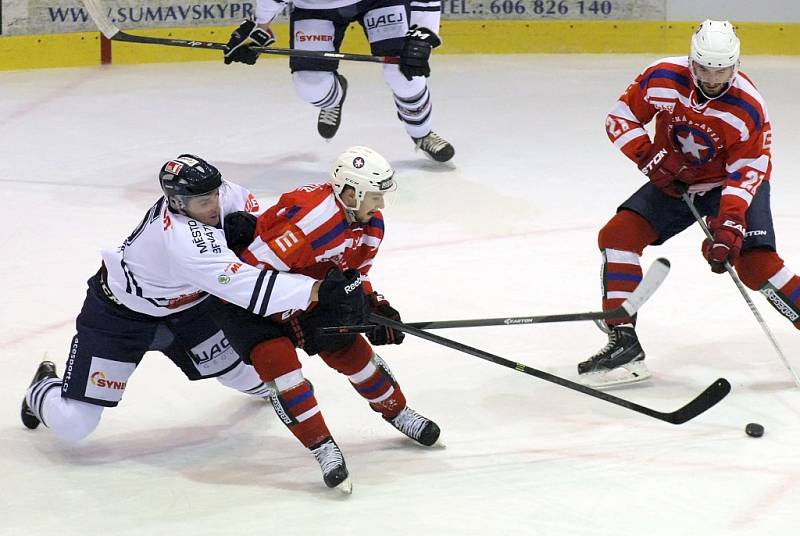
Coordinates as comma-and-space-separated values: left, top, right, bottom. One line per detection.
672, 125, 716, 164
352, 157, 365, 168
676, 132, 707, 159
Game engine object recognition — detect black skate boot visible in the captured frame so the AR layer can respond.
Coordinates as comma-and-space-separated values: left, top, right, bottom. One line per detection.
317, 74, 348, 140
21, 360, 58, 429
387, 406, 441, 446
311, 438, 352, 494
577, 325, 650, 388
412, 131, 455, 162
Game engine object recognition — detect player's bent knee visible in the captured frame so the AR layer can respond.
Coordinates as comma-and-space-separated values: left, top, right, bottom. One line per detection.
250, 337, 301, 382
216, 361, 257, 390
382, 64, 426, 95
292, 70, 336, 105
48, 399, 104, 442
598, 210, 658, 253
736, 248, 784, 290
319, 335, 374, 375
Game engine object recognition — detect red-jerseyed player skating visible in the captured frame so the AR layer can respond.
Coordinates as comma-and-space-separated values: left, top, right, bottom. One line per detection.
580, 20, 800, 387
214, 146, 441, 494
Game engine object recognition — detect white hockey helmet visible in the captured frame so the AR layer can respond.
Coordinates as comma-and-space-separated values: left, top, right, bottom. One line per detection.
690, 20, 740, 91
330, 146, 396, 211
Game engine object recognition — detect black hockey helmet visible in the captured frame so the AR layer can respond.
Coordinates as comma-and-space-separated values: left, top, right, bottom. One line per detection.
159, 154, 222, 210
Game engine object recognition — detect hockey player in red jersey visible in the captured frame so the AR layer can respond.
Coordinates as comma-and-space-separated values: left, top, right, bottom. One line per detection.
215, 146, 441, 493
579, 20, 800, 387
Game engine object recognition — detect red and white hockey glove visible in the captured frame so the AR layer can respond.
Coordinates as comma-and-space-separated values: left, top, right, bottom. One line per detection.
636, 142, 696, 197
367, 292, 405, 346
224, 19, 276, 65
701, 214, 745, 273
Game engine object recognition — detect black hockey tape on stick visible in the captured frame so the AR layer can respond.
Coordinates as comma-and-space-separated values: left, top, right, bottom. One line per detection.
320, 258, 671, 335
371, 312, 731, 425
81, 0, 400, 65
680, 186, 800, 388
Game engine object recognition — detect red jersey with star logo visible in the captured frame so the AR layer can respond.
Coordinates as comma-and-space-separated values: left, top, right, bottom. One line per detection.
605, 56, 771, 221
240, 183, 384, 294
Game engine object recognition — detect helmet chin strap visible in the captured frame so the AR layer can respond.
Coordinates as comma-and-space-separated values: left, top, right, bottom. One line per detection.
696, 81, 730, 101
333, 191, 358, 224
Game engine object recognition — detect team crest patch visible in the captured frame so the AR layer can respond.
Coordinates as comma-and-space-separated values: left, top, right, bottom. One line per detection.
353, 157, 365, 168
672, 125, 716, 165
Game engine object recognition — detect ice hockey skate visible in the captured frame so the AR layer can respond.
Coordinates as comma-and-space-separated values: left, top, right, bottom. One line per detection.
578, 325, 650, 388
387, 406, 441, 446
412, 131, 455, 162
317, 74, 348, 140
21, 360, 58, 429
311, 438, 352, 494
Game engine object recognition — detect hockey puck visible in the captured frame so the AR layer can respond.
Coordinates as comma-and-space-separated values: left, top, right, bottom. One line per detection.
745, 423, 764, 438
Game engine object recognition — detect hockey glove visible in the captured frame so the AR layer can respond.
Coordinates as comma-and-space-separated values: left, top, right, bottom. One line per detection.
316, 268, 370, 327
636, 142, 697, 197
224, 19, 276, 65
399, 25, 441, 81
223, 211, 257, 255
367, 292, 405, 345
702, 214, 745, 273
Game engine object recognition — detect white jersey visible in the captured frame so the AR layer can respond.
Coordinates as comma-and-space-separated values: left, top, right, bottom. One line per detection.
255, 0, 442, 37
101, 181, 316, 318
256, 0, 357, 23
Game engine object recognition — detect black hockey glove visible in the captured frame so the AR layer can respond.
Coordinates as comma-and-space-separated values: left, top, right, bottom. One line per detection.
316, 268, 370, 328
224, 19, 276, 65
367, 292, 404, 345
223, 211, 257, 255
399, 25, 441, 80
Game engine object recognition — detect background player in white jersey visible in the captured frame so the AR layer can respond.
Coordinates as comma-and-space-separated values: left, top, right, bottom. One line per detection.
579, 21, 800, 387
21, 154, 364, 442
222, 0, 455, 162
215, 147, 440, 493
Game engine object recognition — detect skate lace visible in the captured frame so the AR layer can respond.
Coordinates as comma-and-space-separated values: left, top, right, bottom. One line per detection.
391, 407, 428, 440
590, 331, 620, 361
318, 107, 340, 126
416, 131, 449, 153
312, 440, 344, 475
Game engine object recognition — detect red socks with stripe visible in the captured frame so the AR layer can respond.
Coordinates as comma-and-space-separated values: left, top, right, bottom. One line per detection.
250, 337, 331, 448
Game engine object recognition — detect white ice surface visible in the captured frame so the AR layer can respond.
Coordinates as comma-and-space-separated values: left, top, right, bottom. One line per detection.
1, 54, 799, 536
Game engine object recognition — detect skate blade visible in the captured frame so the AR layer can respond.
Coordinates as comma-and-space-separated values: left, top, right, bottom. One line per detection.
334, 477, 353, 495
430, 438, 446, 449
579, 362, 652, 389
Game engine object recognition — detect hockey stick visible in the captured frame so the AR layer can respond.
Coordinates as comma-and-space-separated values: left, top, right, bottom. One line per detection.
81, 0, 399, 64
681, 190, 800, 387
319, 257, 671, 334
370, 312, 731, 425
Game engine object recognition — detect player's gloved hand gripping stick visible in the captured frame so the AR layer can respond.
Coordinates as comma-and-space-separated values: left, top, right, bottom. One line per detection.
81, 0, 400, 65
679, 186, 800, 388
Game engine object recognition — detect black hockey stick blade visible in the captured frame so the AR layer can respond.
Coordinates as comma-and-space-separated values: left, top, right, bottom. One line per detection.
370, 313, 731, 425
659, 378, 731, 424
319, 257, 671, 335
81, 0, 398, 64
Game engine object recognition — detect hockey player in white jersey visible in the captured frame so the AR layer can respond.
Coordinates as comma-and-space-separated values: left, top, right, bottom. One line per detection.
223, 0, 455, 162
20, 154, 368, 442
